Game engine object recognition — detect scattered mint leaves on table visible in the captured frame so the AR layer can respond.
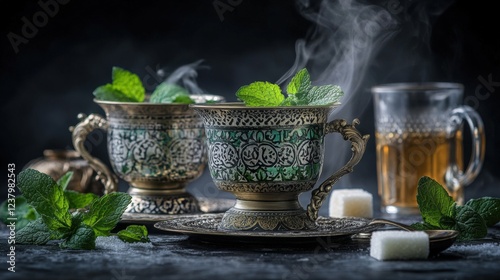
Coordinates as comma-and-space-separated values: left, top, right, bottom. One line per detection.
11, 169, 150, 249
0, 196, 37, 230
93, 67, 145, 102
65, 190, 98, 210
465, 197, 500, 227
236, 68, 344, 107
18, 169, 73, 233
0, 171, 98, 231
82, 192, 131, 237
117, 225, 150, 243
412, 176, 500, 241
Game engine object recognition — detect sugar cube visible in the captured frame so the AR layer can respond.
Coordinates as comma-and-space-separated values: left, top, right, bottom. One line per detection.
329, 188, 373, 218
370, 231, 430, 261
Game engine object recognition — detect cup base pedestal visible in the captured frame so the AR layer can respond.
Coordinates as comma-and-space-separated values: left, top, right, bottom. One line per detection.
219, 206, 317, 231
125, 187, 200, 215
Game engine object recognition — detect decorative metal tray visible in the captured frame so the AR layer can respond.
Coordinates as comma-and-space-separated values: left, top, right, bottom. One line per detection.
154, 213, 382, 244
121, 198, 235, 224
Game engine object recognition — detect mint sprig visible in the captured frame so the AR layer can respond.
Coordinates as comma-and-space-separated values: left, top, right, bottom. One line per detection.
18, 169, 73, 233
82, 192, 131, 237
236, 82, 284, 106
0, 171, 98, 231
0, 196, 38, 230
93, 67, 145, 102
93, 66, 204, 104
412, 176, 500, 241
235, 68, 344, 107
13, 169, 148, 250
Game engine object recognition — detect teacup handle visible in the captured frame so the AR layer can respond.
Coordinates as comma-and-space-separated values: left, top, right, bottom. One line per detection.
69, 113, 118, 194
306, 119, 370, 222
446, 105, 485, 188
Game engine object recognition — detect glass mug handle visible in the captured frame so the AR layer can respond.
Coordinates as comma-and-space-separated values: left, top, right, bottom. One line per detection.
446, 105, 485, 190
306, 119, 370, 222
70, 113, 118, 194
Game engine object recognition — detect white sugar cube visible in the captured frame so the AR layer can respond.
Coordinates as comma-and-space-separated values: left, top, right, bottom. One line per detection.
329, 189, 373, 218
370, 231, 430, 261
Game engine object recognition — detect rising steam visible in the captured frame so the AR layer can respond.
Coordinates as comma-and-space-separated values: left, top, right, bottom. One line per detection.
277, 0, 400, 119
284, 0, 454, 193
159, 59, 209, 95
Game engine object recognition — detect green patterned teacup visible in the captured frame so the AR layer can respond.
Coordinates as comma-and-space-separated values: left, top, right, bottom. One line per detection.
71, 94, 224, 215
191, 103, 369, 231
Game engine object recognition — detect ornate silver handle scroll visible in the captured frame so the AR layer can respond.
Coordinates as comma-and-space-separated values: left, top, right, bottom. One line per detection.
69, 113, 118, 194
306, 119, 370, 222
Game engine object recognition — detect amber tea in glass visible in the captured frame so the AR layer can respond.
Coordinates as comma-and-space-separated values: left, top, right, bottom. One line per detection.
372, 83, 484, 214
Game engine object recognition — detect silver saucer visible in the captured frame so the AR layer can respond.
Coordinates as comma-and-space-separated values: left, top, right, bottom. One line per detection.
154, 213, 382, 244
121, 198, 235, 224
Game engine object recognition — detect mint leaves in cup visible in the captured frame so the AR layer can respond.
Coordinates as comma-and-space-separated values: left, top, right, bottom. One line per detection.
236, 68, 344, 106
93, 66, 196, 104
412, 176, 500, 241
93, 67, 146, 102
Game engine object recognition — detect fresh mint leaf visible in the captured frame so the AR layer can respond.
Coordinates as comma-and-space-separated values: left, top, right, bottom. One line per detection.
465, 197, 500, 226
439, 215, 457, 228
65, 190, 98, 209
111, 67, 145, 102
453, 204, 488, 241
57, 171, 74, 191
93, 67, 145, 102
93, 84, 137, 102
60, 224, 96, 250
236, 68, 343, 107
16, 218, 53, 245
82, 192, 131, 237
18, 169, 72, 232
0, 196, 37, 230
117, 225, 150, 243
415, 176, 498, 241
416, 176, 455, 227
150, 83, 194, 104
286, 68, 311, 95
236, 81, 284, 106
280, 95, 300, 106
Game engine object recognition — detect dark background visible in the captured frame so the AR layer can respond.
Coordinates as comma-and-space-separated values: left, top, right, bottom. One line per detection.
1, 0, 499, 209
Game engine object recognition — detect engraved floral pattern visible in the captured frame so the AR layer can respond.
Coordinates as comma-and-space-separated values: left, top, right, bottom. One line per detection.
102, 104, 207, 184
206, 126, 324, 183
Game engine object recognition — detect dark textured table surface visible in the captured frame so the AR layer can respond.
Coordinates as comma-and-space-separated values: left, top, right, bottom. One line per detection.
1, 210, 500, 280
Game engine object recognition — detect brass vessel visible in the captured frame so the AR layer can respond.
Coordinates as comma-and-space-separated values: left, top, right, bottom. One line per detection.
24, 149, 105, 194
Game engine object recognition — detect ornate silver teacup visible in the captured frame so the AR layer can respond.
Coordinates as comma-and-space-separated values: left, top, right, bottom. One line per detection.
71, 94, 224, 215
191, 103, 369, 231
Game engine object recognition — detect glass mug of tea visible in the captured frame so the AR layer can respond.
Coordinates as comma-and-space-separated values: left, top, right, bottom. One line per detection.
372, 83, 485, 214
